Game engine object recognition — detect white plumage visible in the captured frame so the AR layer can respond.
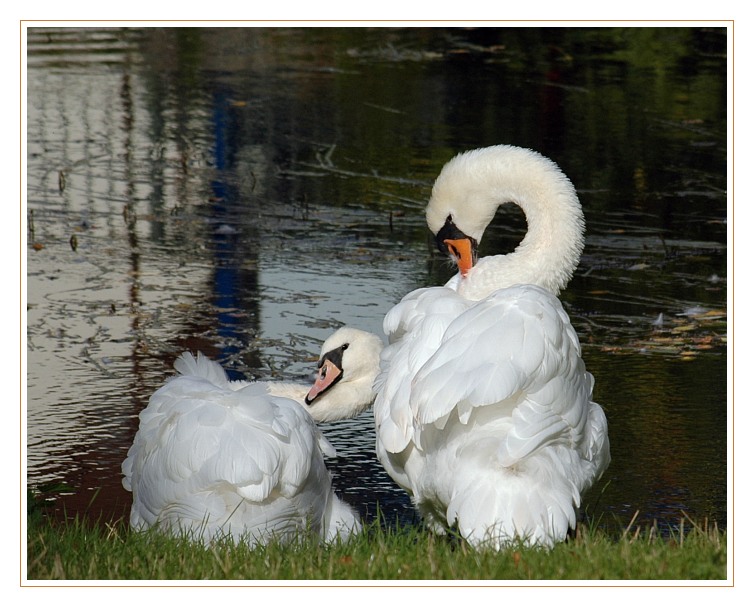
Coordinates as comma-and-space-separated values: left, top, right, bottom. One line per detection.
122, 327, 383, 547
374, 145, 610, 549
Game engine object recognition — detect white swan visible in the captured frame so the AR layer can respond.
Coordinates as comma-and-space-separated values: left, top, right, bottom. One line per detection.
122, 326, 383, 547
374, 145, 610, 549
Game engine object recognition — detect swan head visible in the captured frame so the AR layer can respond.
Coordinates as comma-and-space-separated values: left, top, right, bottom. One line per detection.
425, 145, 585, 294
426, 146, 513, 276
434, 215, 479, 277
305, 327, 383, 422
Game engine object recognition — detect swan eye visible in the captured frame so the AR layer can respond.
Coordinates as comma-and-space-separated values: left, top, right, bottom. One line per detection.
341, 343, 349, 351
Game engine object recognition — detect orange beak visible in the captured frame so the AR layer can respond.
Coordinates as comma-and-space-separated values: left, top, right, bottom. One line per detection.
305, 359, 343, 404
443, 237, 475, 277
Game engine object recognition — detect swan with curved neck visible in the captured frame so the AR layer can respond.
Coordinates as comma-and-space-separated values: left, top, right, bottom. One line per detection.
426, 144, 585, 299
123, 326, 383, 547
374, 145, 609, 550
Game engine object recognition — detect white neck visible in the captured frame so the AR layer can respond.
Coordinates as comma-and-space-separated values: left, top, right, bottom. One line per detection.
305, 377, 375, 423
456, 190, 584, 300
430, 146, 585, 301
265, 374, 375, 423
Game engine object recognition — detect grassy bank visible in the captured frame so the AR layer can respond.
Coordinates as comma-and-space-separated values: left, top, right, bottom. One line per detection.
25, 513, 727, 582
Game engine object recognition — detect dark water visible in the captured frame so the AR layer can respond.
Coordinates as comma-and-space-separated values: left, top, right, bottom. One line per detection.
25, 26, 729, 539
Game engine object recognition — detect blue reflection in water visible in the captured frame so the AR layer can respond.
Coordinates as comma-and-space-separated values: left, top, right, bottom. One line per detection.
209, 89, 256, 381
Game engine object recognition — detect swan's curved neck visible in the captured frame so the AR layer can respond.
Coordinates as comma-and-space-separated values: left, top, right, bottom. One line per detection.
431, 146, 585, 301
459, 195, 584, 300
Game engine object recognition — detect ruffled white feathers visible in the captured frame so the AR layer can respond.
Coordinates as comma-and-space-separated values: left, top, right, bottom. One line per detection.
122, 328, 382, 546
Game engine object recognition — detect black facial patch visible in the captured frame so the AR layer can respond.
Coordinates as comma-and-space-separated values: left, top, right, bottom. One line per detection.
435, 215, 478, 256
318, 342, 348, 372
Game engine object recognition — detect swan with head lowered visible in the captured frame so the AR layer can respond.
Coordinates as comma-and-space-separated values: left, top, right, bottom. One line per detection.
122, 326, 383, 547
374, 145, 610, 550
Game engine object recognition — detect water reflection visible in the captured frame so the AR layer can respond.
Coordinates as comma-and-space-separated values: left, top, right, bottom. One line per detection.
25, 26, 728, 537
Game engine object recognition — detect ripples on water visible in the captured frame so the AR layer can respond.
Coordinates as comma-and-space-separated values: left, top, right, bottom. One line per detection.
25, 26, 728, 537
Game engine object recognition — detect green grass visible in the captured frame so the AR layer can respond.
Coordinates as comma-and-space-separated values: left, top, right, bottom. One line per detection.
25, 512, 727, 582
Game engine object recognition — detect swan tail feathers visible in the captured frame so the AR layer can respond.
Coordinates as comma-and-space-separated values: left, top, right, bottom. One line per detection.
323, 496, 362, 542
445, 459, 579, 549
173, 351, 231, 388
